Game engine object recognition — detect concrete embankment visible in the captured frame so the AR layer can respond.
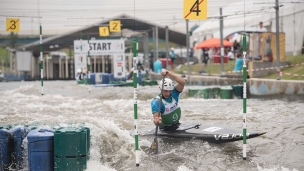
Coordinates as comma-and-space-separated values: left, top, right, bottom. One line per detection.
151, 73, 304, 95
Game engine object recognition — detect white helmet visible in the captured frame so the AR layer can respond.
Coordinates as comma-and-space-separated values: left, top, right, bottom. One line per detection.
159, 78, 174, 90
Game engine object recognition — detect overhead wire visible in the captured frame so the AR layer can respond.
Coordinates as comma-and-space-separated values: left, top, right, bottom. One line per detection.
0, 0, 300, 34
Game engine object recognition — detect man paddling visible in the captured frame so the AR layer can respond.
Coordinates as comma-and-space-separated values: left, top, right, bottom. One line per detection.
151, 69, 186, 131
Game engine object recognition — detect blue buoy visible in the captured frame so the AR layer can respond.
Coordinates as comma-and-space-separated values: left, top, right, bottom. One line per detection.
101, 73, 110, 84
90, 73, 96, 85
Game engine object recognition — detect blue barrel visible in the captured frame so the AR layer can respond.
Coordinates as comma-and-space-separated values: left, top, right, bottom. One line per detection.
101, 73, 110, 84
89, 73, 95, 85
10, 126, 29, 169
109, 73, 115, 82
27, 129, 54, 171
0, 128, 12, 171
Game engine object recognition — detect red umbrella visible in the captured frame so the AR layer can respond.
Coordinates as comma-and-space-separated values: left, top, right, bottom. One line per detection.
194, 38, 233, 49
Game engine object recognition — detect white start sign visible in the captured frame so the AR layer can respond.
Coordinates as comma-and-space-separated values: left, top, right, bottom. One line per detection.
74, 39, 124, 55
74, 39, 125, 79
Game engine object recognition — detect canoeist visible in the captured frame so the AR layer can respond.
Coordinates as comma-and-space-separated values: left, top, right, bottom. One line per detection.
151, 69, 186, 131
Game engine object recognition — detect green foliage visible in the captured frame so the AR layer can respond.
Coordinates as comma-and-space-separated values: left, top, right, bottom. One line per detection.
0, 46, 7, 61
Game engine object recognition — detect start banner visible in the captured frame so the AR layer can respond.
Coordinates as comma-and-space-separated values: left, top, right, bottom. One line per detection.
74, 39, 124, 55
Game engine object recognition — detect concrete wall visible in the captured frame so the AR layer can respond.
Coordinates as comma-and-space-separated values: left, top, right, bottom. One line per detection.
151, 73, 304, 95
248, 78, 304, 95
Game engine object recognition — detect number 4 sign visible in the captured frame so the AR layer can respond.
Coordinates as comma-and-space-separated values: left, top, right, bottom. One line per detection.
184, 0, 208, 20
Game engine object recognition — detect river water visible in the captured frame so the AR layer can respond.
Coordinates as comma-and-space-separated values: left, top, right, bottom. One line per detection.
0, 81, 303, 171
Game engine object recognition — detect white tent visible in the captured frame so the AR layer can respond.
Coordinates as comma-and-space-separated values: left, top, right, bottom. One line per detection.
192, 0, 304, 56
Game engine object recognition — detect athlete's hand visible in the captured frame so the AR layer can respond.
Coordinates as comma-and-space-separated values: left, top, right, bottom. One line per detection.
153, 116, 162, 125
161, 69, 169, 76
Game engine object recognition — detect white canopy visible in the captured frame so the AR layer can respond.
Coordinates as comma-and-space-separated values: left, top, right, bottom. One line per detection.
192, 0, 304, 55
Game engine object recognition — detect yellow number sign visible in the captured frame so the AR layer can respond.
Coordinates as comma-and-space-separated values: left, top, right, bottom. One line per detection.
99, 27, 109, 36
6, 18, 20, 32
109, 20, 121, 32
184, 0, 208, 20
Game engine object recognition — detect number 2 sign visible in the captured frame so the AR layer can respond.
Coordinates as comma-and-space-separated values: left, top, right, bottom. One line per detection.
109, 20, 121, 32
184, 0, 208, 20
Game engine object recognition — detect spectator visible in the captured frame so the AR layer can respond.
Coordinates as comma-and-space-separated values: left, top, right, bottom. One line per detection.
227, 49, 235, 60
257, 21, 267, 32
254, 21, 267, 59
76, 68, 86, 81
202, 48, 209, 66
169, 47, 176, 69
233, 53, 243, 72
0, 70, 6, 82
233, 40, 240, 54
153, 57, 162, 74
139, 65, 150, 79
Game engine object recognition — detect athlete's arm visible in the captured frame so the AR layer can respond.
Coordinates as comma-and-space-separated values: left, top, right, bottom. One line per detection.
151, 98, 162, 125
161, 69, 186, 92
153, 112, 162, 125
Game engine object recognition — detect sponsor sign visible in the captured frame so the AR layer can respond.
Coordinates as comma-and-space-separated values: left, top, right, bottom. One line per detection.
214, 133, 250, 140
113, 54, 125, 78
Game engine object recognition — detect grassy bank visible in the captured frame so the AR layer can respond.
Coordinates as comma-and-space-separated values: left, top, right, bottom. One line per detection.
0, 46, 7, 62
263, 54, 304, 80
176, 60, 236, 75
175, 54, 304, 80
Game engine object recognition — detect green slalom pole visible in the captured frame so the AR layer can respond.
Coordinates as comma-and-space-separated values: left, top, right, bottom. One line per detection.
242, 34, 247, 160
133, 38, 140, 166
80, 32, 84, 81
87, 36, 91, 91
39, 24, 44, 95
80, 32, 82, 78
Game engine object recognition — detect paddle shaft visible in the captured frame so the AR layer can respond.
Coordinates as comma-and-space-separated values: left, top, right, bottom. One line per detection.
154, 76, 165, 136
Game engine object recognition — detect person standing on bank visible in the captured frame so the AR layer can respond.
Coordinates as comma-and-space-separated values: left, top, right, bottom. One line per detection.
169, 47, 176, 70
153, 57, 162, 74
203, 48, 209, 66
0, 70, 6, 82
233, 53, 243, 72
151, 69, 186, 130
255, 21, 267, 58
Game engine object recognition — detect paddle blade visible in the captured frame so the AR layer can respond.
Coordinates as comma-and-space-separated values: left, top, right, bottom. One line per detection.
149, 137, 158, 155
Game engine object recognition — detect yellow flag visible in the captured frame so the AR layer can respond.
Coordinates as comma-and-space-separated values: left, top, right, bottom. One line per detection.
99, 27, 109, 36
109, 20, 121, 32
6, 18, 20, 32
184, 0, 208, 20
